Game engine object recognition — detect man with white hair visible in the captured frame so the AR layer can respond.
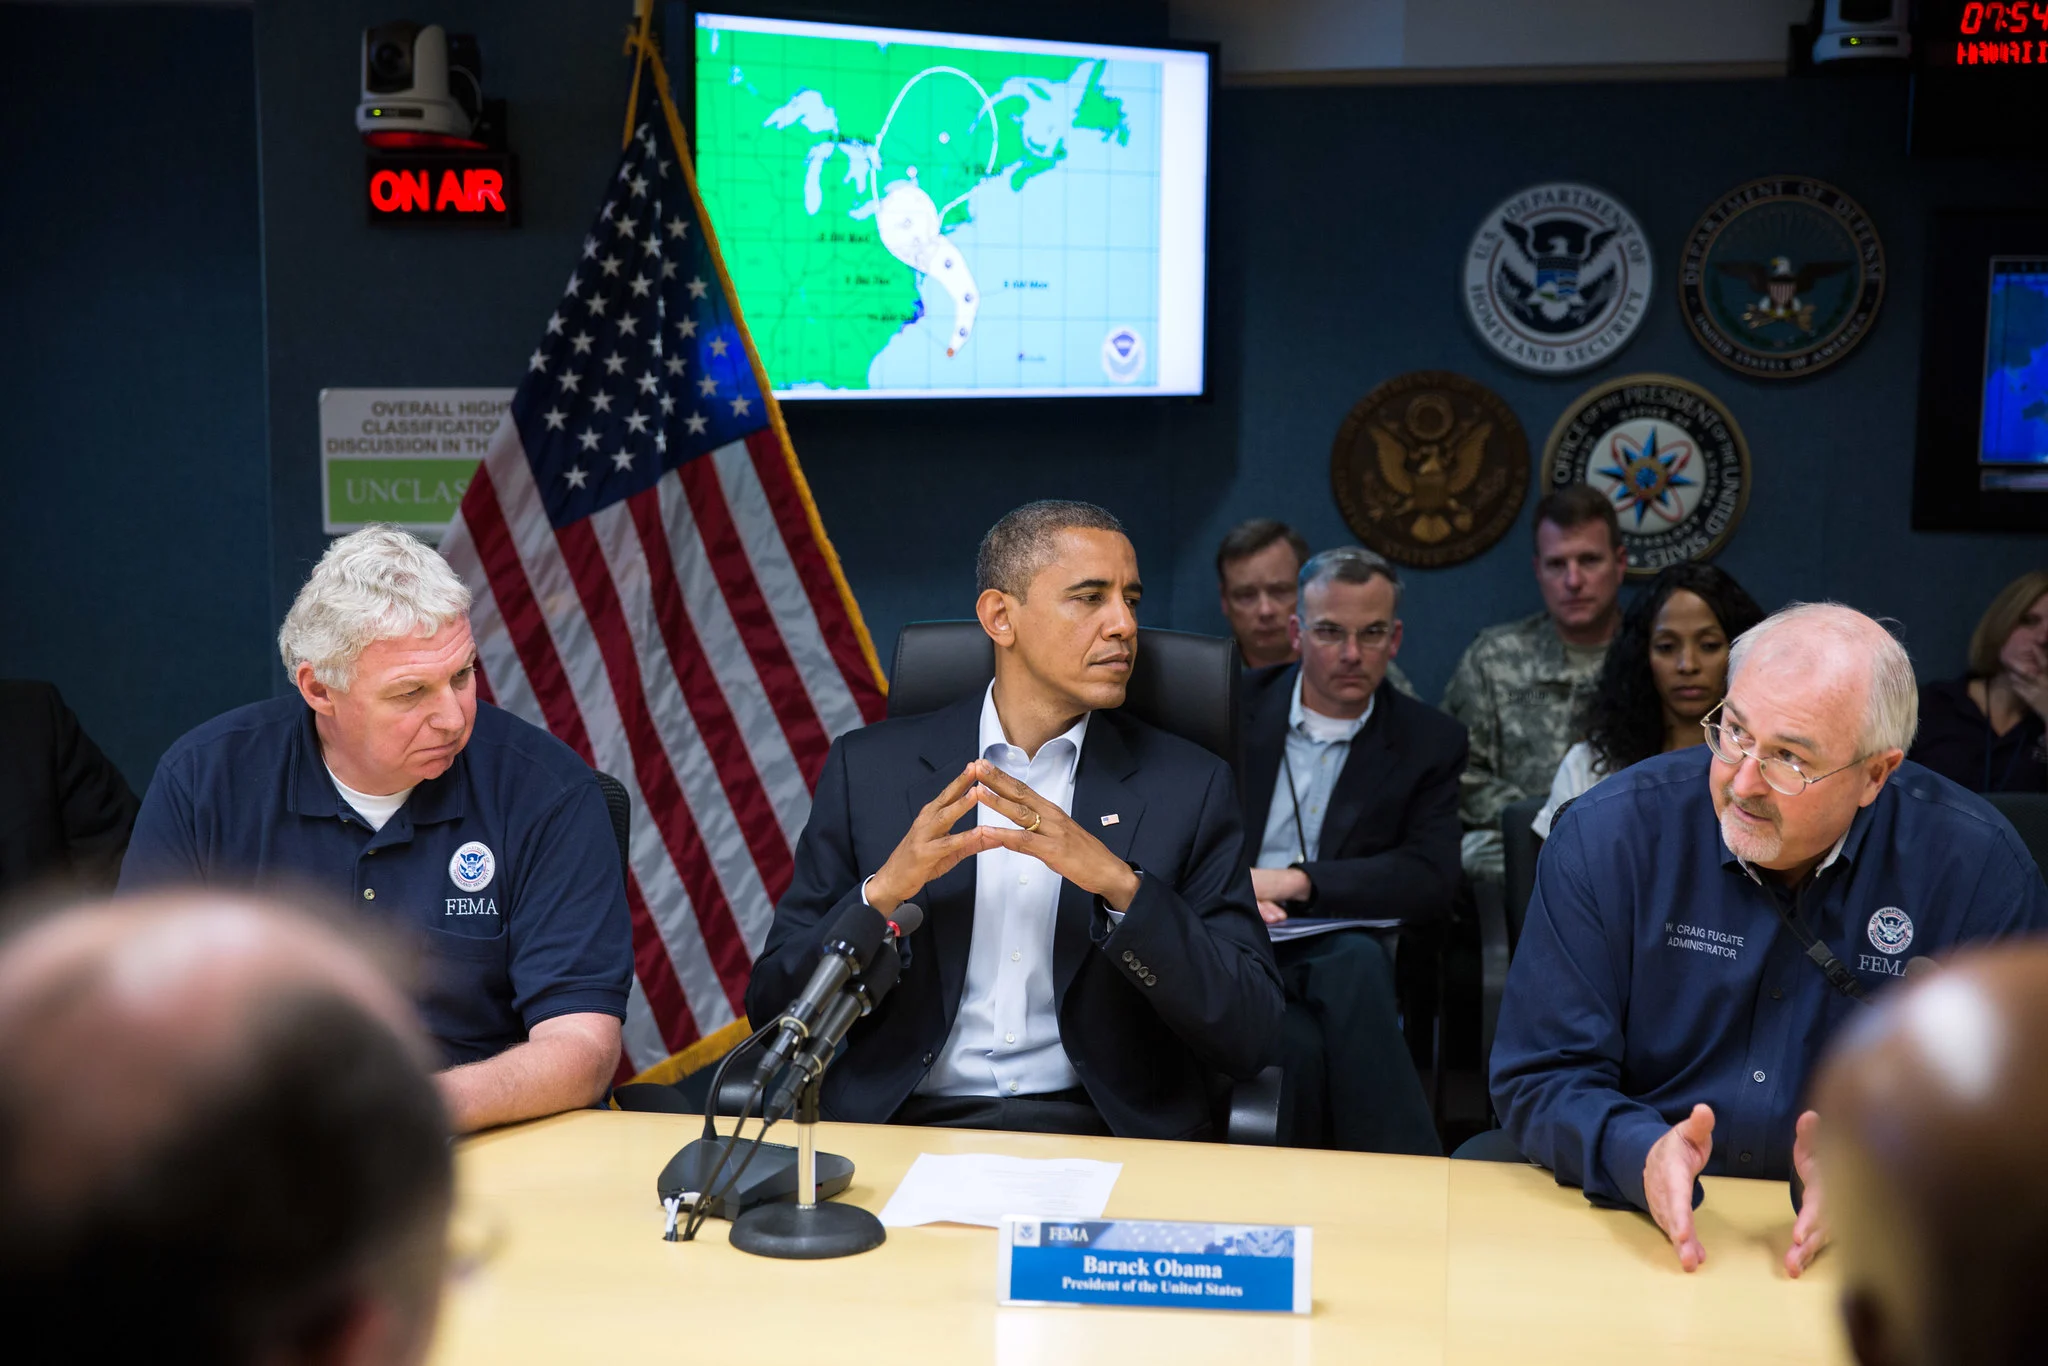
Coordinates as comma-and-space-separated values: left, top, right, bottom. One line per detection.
120, 526, 633, 1132
1486, 603, 2048, 1274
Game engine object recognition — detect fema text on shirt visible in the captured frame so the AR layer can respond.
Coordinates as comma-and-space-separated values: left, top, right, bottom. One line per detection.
1665, 921, 1744, 960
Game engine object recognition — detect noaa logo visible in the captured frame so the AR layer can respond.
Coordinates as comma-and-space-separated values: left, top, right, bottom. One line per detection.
1542, 373, 1751, 577
1867, 907, 1914, 956
449, 841, 496, 893
1463, 183, 1652, 374
1101, 327, 1145, 383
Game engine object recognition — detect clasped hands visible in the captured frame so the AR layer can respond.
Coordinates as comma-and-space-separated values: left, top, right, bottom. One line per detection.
1644, 1104, 1827, 1277
862, 759, 1140, 917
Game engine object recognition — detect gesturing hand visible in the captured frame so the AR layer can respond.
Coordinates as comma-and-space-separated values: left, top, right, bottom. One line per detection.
864, 763, 998, 916
971, 761, 1143, 911
1644, 1103, 1716, 1272
2001, 635, 2048, 719
1785, 1109, 1829, 1278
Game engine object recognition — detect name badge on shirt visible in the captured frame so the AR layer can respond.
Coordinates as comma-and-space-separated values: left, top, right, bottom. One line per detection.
999, 1217, 1312, 1314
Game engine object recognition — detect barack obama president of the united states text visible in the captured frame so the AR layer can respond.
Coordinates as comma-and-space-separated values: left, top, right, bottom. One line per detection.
746, 501, 1285, 1140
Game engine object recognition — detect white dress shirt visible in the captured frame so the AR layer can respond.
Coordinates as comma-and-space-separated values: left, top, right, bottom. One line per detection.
1254, 674, 1372, 868
916, 684, 1089, 1098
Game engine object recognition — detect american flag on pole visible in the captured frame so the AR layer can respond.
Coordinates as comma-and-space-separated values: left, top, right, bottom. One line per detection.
439, 54, 887, 1083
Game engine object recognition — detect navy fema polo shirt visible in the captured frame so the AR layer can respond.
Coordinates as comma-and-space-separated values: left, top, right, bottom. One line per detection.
1491, 746, 2048, 1211
120, 697, 633, 1066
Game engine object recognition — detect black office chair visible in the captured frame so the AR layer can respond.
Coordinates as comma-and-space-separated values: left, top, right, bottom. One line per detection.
888, 620, 1283, 1145
1478, 795, 1546, 1074
593, 770, 632, 875
1985, 792, 2048, 878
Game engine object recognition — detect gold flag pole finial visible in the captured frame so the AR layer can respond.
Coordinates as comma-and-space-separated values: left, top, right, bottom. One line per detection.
622, 0, 657, 150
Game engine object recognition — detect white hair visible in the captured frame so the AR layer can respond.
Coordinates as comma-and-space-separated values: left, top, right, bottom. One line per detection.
1726, 602, 1919, 756
278, 525, 472, 689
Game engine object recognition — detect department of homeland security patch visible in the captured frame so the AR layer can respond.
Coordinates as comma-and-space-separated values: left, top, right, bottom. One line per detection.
1679, 177, 1884, 380
1542, 374, 1750, 578
1330, 371, 1529, 567
1462, 183, 1652, 375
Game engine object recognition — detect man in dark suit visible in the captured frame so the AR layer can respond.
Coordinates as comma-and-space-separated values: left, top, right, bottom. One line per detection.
0, 680, 139, 898
747, 500, 1284, 1140
1237, 547, 1467, 1154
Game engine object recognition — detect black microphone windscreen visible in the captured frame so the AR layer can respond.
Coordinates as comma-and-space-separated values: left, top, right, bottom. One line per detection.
889, 902, 926, 937
824, 900, 889, 968
858, 941, 903, 1002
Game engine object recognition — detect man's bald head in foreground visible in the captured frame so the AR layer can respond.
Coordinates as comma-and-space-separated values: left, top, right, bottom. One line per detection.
0, 894, 453, 1365
1817, 945, 2048, 1366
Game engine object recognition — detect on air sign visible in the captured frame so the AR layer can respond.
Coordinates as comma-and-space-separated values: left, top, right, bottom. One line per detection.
365, 153, 518, 227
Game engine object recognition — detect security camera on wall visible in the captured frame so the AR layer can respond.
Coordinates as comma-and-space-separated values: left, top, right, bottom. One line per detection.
355, 20, 484, 147
1809, 0, 1911, 65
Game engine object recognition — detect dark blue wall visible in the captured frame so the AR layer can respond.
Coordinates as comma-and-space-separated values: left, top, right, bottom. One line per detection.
17, 1, 2046, 786
0, 4, 269, 790
1169, 76, 2048, 700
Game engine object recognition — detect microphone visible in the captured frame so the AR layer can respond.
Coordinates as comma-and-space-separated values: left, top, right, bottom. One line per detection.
768, 905, 920, 1114
1905, 955, 1940, 981
753, 902, 890, 1087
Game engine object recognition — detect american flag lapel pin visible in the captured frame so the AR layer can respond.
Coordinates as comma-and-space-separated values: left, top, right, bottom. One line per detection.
1100, 814, 1119, 827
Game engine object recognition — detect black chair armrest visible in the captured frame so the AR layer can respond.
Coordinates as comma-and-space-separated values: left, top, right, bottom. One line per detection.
1475, 875, 1508, 1087
1225, 1066, 1285, 1146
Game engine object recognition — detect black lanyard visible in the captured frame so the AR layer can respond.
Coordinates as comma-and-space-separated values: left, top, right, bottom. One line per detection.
1279, 746, 1310, 864
1763, 877, 1867, 1005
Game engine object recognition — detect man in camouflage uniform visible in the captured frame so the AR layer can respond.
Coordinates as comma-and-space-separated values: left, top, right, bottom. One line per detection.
1443, 486, 1626, 884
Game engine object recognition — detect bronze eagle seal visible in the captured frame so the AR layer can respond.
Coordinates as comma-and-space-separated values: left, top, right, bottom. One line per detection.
1330, 371, 1530, 568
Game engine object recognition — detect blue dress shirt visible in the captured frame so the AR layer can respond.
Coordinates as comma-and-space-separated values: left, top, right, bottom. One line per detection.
1492, 747, 2048, 1211
1254, 675, 1372, 867
917, 684, 1090, 1098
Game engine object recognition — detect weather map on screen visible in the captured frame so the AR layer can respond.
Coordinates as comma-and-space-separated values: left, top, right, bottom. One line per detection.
692, 14, 1209, 399
1981, 257, 2048, 481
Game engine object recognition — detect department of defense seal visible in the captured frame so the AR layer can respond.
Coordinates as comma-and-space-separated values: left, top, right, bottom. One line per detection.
1463, 183, 1653, 375
1867, 907, 1914, 956
1679, 176, 1884, 380
449, 840, 496, 893
1331, 371, 1530, 568
1541, 373, 1750, 577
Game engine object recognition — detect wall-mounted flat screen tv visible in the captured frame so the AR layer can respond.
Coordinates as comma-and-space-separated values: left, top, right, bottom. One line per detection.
690, 12, 1211, 399
1914, 214, 2048, 530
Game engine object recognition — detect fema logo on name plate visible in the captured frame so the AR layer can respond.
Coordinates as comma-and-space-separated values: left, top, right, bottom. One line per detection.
1542, 373, 1751, 578
1679, 176, 1884, 380
1463, 183, 1653, 375
449, 841, 496, 893
1867, 907, 1914, 956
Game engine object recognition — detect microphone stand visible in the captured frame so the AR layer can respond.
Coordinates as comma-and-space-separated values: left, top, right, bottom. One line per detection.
727, 1072, 885, 1259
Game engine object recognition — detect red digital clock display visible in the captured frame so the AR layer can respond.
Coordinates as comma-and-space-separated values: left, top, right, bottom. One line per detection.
1947, 2, 2048, 65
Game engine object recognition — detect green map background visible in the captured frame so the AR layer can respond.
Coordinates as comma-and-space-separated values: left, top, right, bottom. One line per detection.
694, 25, 1139, 391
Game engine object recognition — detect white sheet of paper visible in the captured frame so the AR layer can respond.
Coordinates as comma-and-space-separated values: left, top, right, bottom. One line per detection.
876, 1153, 1123, 1228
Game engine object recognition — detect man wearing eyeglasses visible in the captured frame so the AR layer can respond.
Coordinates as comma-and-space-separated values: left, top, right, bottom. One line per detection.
1237, 548, 1466, 1154
1488, 603, 2048, 1275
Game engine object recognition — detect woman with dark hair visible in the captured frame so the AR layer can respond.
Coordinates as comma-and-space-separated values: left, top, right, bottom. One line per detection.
1532, 563, 1766, 838
1909, 570, 2048, 793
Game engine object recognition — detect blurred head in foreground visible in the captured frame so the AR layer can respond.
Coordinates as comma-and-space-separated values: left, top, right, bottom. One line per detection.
0, 893, 452, 1365
1816, 944, 2048, 1366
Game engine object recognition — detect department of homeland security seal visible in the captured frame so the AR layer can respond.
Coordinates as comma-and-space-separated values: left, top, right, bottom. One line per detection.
449, 840, 496, 893
1330, 371, 1529, 567
1542, 373, 1750, 578
1463, 183, 1652, 375
1679, 176, 1884, 380
1868, 907, 1914, 956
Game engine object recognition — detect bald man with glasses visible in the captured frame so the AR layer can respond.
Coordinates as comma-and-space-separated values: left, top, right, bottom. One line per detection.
1484, 603, 2048, 1274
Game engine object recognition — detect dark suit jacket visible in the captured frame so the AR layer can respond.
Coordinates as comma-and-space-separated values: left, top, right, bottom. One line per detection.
1238, 665, 1467, 924
745, 696, 1285, 1141
0, 680, 140, 896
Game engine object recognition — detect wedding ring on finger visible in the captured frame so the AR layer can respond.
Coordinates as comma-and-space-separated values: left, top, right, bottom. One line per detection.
1024, 811, 1042, 833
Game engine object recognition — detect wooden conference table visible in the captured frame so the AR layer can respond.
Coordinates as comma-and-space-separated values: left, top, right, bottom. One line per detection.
431, 1110, 1848, 1365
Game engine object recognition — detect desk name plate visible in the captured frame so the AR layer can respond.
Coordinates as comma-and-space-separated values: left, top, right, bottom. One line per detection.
998, 1217, 1312, 1314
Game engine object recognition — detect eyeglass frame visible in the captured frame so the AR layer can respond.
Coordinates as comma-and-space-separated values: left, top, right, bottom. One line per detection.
1698, 700, 1871, 797
1301, 620, 1399, 653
